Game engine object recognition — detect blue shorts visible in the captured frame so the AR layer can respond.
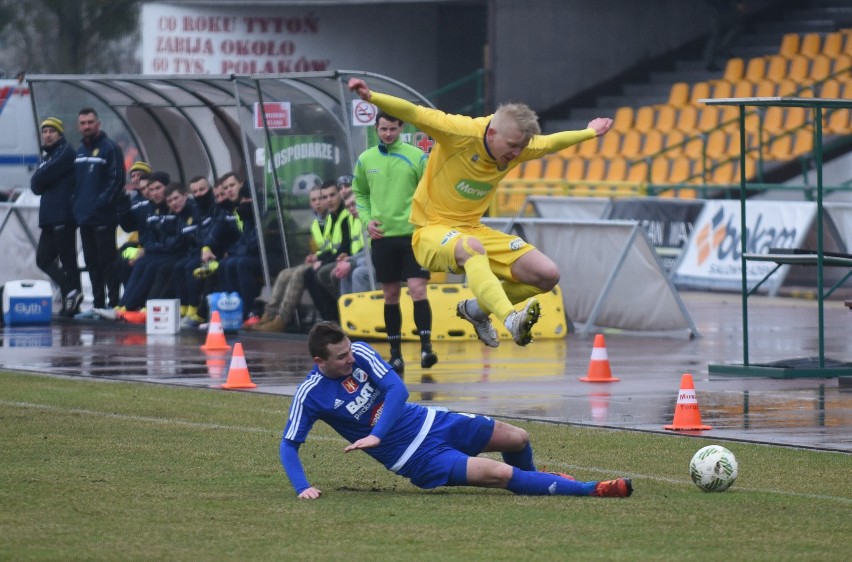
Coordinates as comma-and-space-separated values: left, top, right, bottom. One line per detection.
396, 409, 495, 489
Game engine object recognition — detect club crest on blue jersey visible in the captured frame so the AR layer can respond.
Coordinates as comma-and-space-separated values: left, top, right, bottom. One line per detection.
342, 377, 358, 393
352, 367, 368, 383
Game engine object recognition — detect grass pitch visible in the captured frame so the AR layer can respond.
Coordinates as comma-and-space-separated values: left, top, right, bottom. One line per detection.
1, 371, 849, 561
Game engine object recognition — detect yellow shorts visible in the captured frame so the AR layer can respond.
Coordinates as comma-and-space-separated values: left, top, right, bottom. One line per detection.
412, 223, 536, 279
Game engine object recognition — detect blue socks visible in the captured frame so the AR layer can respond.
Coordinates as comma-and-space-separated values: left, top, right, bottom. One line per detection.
502, 443, 536, 471
506, 467, 596, 496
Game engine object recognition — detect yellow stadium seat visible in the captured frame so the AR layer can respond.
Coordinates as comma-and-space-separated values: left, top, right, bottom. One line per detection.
520, 159, 545, 178
800, 33, 821, 57
820, 79, 841, 98
776, 78, 799, 96
755, 79, 777, 97
683, 134, 705, 160
668, 82, 690, 106
564, 157, 586, 181
732, 79, 755, 98
698, 106, 721, 131
621, 130, 643, 158
665, 129, 686, 156
557, 143, 578, 158
720, 106, 740, 129
676, 105, 699, 132
724, 58, 745, 81
763, 106, 785, 132
598, 130, 622, 158
643, 130, 664, 155
785, 107, 808, 130
822, 32, 842, 56
745, 57, 767, 82
656, 105, 677, 131
826, 108, 851, 134
605, 157, 628, 182
779, 33, 800, 57
649, 157, 671, 184
612, 106, 634, 132
765, 134, 793, 160
832, 53, 852, 76
705, 129, 730, 158
711, 160, 736, 184
788, 54, 810, 82
669, 156, 693, 184
766, 55, 789, 81
792, 129, 813, 156
585, 156, 607, 181
633, 106, 655, 132
542, 156, 566, 179
502, 164, 522, 181
626, 159, 649, 182
711, 80, 733, 99
577, 135, 600, 157
689, 82, 711, 104
810, 54, 832, 81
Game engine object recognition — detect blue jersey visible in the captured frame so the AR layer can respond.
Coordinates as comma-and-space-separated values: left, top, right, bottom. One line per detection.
280, 341, 437, 490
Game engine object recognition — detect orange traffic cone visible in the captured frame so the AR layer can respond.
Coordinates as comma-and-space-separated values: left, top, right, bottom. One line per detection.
664, 373, 712, 430
579, 334, 619, 382
221, 343, 257, 389
201, 311, 231, 352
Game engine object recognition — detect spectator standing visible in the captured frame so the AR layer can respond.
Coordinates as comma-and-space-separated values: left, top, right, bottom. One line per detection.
353, 111, 435, 373
30, 117, 83, 317
348, 78, 611, 348
73, 107, 127, 314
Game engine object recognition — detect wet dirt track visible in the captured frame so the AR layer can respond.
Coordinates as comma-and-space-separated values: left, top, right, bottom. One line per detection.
1, 291, 850, 452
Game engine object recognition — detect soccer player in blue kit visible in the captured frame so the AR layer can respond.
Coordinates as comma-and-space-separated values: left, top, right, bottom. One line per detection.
280, 322, 633, 499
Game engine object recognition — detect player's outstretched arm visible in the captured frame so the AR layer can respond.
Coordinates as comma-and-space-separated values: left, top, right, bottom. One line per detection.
348, 78, 372, 102
587, 117, 613, 137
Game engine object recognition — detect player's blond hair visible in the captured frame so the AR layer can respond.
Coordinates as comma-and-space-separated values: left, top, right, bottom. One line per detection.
492, 103, 541, 142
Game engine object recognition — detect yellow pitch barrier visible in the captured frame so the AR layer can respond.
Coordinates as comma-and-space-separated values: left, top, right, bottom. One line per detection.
338, 284, 569, 342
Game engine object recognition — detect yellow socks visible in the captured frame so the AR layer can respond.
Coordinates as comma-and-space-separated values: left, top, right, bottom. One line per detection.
502, 280, 541, 305
464, 254, 513, 321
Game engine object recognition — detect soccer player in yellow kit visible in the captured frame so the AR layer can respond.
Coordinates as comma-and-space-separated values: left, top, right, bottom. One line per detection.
348, 78, 612, 346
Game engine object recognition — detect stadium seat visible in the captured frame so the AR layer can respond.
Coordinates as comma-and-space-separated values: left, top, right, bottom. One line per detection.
766, 55, 789, 81
745, 57, 767, 82
776, 78, 800, 96
578, 135, 600, 157
689, 82, 711, 105
626, 159, 649, 182
697, 106, 721, 131
754, 79, 777, 97
649, 157, 671, 184
793, 129, 813, 155
643, 129, 664, 156
765, 133, 794, 160
800, 33, 821, 57
724, 58, 745, 81
633, 106, 656, 132
620, 130, 643, 158
787, 54, 810, 82
612, 106, 634, 132
598, 130, 622, 158
668, 82, 690, 106
669, 156, 693, 184
656, 105, 677, 132
732, 79, 755, 98
557, 144, 578, 158
710, 160, 736, 184
665, 129, 686, 156
763, 106, 785, 132
820, 79, 841, 98
785, 107, 808, 130
520, 159, 545, 178
542, 156, 566, 179
809, 54, 832, 82
564, 157, 586, 181
585, 156, 607, 181
675, 105, 699, 132
822, 31, 843, 57
682, 134, 705, 160
711, 80, 733, 99
825, 108, 851, 134
705, 129, 730, 158
605, 157, 628, 182
779, 33, 800, 57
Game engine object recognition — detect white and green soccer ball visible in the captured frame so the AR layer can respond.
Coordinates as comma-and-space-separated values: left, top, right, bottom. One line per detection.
689, 445, 739, 492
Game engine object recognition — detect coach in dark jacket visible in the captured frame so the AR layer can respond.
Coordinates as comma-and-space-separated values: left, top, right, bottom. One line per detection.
30, 117, 83, 317
73, 107, 126, 312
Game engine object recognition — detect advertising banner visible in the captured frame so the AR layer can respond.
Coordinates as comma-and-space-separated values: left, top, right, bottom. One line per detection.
672, 200, 816, 293
263, 135, 340, 207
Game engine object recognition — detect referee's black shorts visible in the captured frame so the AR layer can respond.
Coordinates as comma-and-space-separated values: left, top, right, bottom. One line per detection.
371, 235, 430, 283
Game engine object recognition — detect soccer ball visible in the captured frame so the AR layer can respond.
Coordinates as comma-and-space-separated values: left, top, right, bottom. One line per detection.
291, 172, 322, 196
689, 445, 739, 492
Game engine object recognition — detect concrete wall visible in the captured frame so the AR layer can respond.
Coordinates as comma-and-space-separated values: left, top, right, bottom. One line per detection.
490, 0, 719, 111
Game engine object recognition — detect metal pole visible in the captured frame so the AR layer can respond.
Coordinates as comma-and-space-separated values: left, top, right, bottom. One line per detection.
738, 104, 749, 366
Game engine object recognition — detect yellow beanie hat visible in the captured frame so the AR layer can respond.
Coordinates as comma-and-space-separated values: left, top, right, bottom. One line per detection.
129, 161, 153, 174
41, 117, 64, 135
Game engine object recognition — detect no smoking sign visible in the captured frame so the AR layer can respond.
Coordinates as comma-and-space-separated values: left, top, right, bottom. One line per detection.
351, 100, 377, 126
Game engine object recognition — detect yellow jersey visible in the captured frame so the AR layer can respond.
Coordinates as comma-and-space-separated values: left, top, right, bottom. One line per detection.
370, 92, 596, 227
